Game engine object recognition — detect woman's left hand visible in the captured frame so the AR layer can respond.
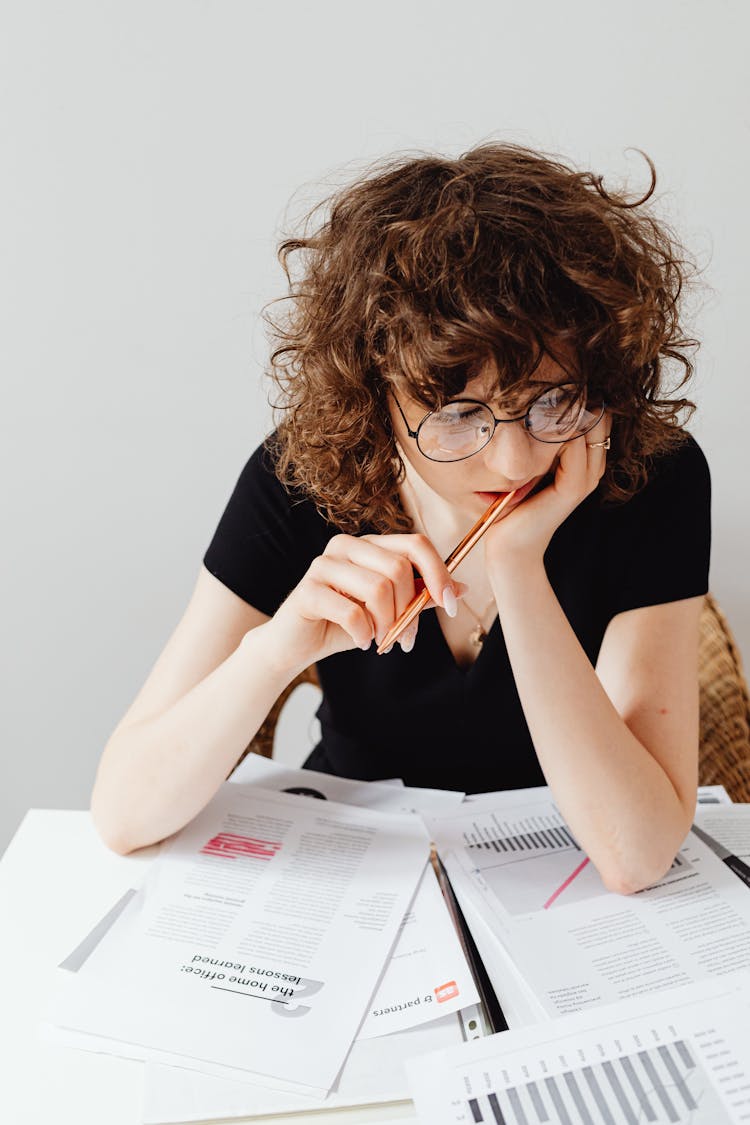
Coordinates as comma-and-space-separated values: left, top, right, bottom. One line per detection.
483, 413, 611, 575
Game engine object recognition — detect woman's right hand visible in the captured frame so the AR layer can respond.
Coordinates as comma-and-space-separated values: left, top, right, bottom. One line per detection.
261, 533, 462, 677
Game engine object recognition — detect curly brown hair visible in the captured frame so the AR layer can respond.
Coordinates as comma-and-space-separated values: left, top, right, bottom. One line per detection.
265, 143, 700, 534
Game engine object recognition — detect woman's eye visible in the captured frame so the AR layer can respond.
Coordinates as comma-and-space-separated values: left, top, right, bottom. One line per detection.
539, 388, 569, 407
538, 389, 579, 415
435, 404, 486, 424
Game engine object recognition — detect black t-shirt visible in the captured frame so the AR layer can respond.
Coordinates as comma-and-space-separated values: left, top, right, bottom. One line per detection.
203, 435, 711, 793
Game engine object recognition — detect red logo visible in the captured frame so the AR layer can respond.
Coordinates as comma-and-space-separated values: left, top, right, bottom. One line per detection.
200, 832, 282, 860
435, 981, 459, 1003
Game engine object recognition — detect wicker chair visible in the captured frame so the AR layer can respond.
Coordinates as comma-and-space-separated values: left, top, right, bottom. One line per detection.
232, 594, 750, 800
698, 595, 750, 800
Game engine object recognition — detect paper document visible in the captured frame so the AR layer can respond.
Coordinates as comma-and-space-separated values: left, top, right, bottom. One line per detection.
47, 863, 479, 1069
210, 758, 474, 1037
695, 805, 750, 861
141, 1011, 466, 1123
447, 875, 548, 1030
427, 788, 750, 1019
230, 751, 466, 812
463, 787, 733, 805
463, 783, 732, 806
359, 862, 479, 1038
695, 784, 732, 805
407, 974, 750, 1125
53, 767, 473, 1053
59, 864, 478, 1048
48, 784, 429, 1095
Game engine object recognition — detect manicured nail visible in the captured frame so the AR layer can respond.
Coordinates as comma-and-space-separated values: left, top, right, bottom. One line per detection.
359, 638, 372, 651
442, 585, 458, 618
384, 644, 394, 654
399, 626, 417, 653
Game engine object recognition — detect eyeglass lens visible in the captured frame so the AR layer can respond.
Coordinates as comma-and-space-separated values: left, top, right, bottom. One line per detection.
417, 385, 603, 462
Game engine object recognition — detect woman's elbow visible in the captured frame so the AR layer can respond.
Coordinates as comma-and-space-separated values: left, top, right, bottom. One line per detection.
600, 868, 650, 896
598, 852, 678, 896
91, 803, 135, 855
597, 803, 694, 896
90, 782, 140, 856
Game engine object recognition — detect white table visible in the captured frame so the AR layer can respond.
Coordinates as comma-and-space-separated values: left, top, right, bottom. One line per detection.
0, 810, 417, 1125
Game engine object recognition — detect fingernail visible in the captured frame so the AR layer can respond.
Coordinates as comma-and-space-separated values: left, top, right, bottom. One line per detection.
399, 626, 417, 653
384, 644, 393, 654
442, 585, 458, 618
359, 638, 372, 651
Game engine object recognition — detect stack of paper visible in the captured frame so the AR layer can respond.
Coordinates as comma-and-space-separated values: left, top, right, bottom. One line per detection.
45, 760, 483, 1120
425, 786, 750, 1026
45, 767, 750, 1124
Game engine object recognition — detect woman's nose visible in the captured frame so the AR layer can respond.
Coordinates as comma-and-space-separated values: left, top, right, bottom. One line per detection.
482, 420, 537, 482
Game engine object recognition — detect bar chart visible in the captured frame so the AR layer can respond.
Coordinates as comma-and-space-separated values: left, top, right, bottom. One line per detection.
464, 817, 581, 856
463, 1038, 723, 1124
461, 807, 689, 915
407, 982, 750, 1125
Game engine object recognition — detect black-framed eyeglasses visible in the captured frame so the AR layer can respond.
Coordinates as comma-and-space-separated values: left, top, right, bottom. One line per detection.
391, 383, 605, 463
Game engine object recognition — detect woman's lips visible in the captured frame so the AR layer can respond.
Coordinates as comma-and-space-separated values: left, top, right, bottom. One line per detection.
475, 490, 510, 505
474, 479, 538, 507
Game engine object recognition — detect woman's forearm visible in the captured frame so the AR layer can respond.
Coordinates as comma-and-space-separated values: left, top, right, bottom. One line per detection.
490, 561, 694, 893
90, 624, 294, 855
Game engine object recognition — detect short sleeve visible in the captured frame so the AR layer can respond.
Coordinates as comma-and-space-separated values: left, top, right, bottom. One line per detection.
603, 434, 711, 619
203, 440, 330, 616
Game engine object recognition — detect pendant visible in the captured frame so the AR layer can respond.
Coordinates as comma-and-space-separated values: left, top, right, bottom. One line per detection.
469, 625, 486, 647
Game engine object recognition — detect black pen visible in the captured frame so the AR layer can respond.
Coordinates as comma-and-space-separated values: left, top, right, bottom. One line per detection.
432, 852, 508, 1035
691, 823, 750, 889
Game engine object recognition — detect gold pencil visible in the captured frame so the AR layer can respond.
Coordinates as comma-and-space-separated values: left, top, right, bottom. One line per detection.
376, 488, 521, 654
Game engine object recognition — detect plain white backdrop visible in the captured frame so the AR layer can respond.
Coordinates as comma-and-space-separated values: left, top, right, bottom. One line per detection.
2, 0, 748, 854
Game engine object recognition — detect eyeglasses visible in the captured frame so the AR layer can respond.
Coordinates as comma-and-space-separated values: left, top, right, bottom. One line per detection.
391, 383, 605, 463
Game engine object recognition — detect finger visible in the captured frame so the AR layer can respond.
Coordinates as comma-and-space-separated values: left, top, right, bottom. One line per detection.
398, 620, 419, 654
321, 531, 427, 621
358, 533, 460, 612
583, 411, 612, 483
324, 536, 417, 622
583, 410, 611, 448
416, 578, 469, 611
554, 435, 588, 495
302, 581, 374, 650
309, 556, 397, 645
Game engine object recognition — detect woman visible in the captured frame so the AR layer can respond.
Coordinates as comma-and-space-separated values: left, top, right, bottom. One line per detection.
91, 143, 710, 895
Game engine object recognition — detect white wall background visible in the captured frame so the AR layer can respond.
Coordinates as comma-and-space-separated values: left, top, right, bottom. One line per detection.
2, 0, 748, 855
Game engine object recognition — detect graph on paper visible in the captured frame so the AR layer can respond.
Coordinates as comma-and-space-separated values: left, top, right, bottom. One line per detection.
462, 808, 690, 915
407, 981, 750, 1125
462, 1037, 724, 1124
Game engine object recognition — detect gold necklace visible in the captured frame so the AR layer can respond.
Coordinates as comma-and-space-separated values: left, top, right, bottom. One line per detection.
461, 594, 498, 648
403, 476, 497, 647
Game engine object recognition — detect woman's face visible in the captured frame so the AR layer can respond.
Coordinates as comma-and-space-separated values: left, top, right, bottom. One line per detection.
389, 353, 573, 516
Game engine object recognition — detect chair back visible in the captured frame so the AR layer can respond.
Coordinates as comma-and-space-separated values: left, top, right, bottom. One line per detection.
698, 594, 750, 800
231, 665, 320, 771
